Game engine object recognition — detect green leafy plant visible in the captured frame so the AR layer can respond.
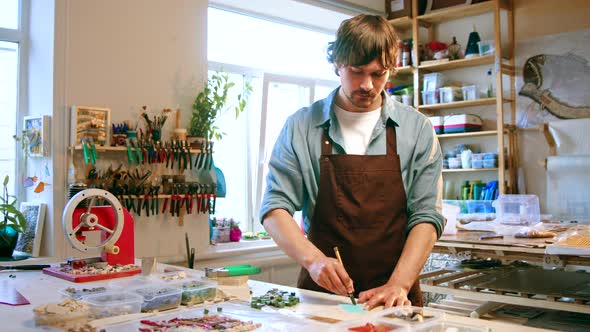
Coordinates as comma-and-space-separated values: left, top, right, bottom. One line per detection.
0, 175, 27, 237
190, 71, 252, 140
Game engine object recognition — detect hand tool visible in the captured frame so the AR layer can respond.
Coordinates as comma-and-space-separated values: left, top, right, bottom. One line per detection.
205, 264, 260, 277
333, 246, 356, 305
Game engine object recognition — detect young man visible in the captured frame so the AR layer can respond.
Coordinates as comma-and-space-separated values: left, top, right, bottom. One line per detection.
260, 14, 443, 309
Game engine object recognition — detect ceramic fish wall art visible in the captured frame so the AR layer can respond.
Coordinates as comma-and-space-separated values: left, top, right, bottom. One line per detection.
519, 52, 590, 119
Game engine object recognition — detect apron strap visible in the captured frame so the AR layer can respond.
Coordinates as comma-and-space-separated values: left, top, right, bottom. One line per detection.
386, 122, 398, 156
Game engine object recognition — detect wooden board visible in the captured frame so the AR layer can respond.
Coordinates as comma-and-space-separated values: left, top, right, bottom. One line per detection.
42, 266, 141, 282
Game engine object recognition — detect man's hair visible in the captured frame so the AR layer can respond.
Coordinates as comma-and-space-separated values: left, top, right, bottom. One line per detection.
327, 14, 400, 76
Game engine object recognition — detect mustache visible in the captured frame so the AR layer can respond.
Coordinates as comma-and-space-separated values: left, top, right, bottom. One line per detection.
353, 90, 376, 97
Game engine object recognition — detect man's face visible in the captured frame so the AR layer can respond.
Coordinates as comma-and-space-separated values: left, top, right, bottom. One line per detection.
337, 59, 390, 111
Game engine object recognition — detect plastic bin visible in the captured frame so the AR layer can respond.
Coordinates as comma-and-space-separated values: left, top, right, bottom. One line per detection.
478, 40, 495, 56
466, 200, 494, 213
83, 292, 143, 319
415, 321, 489, 332
428, 116, 444, 134
448, 157, 462, 169
471, 153, 484, 161
439, 87, 463, 103
131, 284, 182, 312
60, 286, 108, 300
483, 152, 497, 160
168, 279, 218, 305
422, 90, 439, 105
471, 159, 483, 169
423, 73, 446, 91
461, 85, 479, 101
483, 158, 497, 168
492, 194, 540, 225
375, 306, 444, 330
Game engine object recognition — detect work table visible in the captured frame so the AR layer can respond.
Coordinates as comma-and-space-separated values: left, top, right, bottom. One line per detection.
0, 263, 553, 331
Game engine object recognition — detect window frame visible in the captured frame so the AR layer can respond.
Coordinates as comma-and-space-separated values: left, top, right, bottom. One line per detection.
0, 0, 29, 198
209, 62, 339, 233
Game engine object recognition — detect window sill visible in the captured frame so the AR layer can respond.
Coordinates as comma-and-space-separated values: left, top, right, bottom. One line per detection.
197, 239, 279, 260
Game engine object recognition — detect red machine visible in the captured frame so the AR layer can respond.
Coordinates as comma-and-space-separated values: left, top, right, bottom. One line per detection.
43, 189, 141, 282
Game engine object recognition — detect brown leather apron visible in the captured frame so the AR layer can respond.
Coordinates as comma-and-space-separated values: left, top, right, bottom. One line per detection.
297, 122, 423, 306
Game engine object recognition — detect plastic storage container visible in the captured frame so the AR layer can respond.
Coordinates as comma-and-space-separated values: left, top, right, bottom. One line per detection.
478, 40, 495, 56
448, 157, 462, 169
492, 194, 540, 225
483, 158, 498, 168
439, 86, 463, 103
422, 90, 439, 105
471, 159, 483, 168
372, 306, 444, 330
428, 116, 444, 134
423, 73, 446, 91
60, 286, 108, 300
131, 284, 182, 312
461, 85, 479, 101
83, 292, 143, 319
414, 321, 489, 332
443, 114, 482, 133
466, 200, 494, 213
168, 279, 217, 305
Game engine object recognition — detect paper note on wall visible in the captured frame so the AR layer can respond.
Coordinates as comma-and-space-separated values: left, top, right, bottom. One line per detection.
546, 155, 590, 221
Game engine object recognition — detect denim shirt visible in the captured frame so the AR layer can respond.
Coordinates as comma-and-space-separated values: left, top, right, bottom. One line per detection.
260, 88, 444, 237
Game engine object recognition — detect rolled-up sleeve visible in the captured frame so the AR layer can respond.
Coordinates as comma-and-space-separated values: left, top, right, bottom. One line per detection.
259, 116, 305, 223
406, 121, 445, 238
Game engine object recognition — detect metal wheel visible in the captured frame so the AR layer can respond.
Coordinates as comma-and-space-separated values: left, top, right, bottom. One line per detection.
62, 188, 124, 252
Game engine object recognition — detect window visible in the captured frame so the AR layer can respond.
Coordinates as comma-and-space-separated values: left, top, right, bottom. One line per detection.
0, 0, 24, 195
208, 7, 340, 231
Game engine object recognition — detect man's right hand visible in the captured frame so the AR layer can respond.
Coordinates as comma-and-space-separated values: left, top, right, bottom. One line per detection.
307, 256, 354, 296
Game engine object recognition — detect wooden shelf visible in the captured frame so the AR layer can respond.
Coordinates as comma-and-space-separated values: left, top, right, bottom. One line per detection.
418, 55, 494, 71
417, 1, 495, 26
394, 65, 414, 75
419, 98, 496, 111
437, 130, 498, 139
71, 145, 202, 154
388, 16, 413, 31
442, 168, 498, 173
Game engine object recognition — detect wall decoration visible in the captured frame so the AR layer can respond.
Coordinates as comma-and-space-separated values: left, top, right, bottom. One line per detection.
70, 106, 111, 146
23, 116, 50, 157
520, 53, 590, 119
516, 29, 590, 127
15, 202, 46, 257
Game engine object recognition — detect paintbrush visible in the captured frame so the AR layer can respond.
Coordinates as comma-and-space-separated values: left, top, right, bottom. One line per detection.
333, 246, 356, 305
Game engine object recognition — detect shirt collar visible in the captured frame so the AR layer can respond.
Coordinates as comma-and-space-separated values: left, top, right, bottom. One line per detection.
312, 87, 400, 128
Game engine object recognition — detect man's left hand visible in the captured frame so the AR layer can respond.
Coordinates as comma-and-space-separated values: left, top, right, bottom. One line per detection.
358, 283, 411, 310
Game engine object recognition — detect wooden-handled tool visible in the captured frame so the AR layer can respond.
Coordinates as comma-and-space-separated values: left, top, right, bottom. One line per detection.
333, 246, 356, 305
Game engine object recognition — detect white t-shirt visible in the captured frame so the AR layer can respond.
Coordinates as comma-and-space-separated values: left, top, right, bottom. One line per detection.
334, 104, 382, 155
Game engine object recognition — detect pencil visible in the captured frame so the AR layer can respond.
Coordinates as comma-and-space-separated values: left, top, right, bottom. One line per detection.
333, 246, 356, 305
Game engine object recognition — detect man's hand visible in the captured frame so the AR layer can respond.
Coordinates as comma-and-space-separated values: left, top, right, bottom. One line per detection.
358, 283, 411, 310
307, 256, 354, 296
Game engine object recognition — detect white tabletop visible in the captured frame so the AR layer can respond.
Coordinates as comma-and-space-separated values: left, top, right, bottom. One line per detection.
0, 263, 552, 332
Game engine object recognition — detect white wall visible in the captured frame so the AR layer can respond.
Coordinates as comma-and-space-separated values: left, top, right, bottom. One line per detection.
51, 0, 209, 261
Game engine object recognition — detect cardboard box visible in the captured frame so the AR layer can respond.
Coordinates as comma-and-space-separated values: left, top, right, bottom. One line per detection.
387, 0, 412, 19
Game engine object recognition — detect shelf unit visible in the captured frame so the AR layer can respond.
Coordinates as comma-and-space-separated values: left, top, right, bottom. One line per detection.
389, 0, 516, 194
70, 145, 203, 154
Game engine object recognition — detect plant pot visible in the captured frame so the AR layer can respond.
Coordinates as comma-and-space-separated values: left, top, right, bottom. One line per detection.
0, 227, 19, 258
186, 135, 207, 149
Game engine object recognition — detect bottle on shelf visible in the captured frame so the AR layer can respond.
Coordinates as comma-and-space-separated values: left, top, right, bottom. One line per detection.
486, 68, 494, 97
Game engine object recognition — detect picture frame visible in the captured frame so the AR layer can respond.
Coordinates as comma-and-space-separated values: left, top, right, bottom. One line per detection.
71, 106, 111, 146
15, 202, 46, 257
23, 115, 50, 157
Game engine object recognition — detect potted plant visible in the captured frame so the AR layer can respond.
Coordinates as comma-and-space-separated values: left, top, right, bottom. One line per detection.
0, 175, 27, 257
189, 70, 252, 143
